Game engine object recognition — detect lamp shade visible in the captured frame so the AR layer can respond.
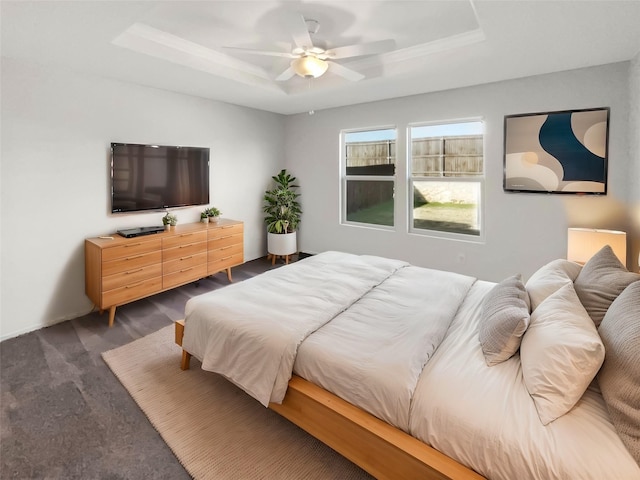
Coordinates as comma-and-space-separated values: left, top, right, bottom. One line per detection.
291, 56, 328, 78
567, 228, 627, 265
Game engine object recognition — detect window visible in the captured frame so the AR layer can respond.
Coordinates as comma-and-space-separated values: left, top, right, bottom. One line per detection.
409, 121, 484, 237
342, 128, 396, 227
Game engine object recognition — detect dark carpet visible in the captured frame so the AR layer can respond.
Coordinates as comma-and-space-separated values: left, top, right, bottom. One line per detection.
0, 256, 293, 479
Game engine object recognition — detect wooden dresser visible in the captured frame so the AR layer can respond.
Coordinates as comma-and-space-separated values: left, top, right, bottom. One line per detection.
85, 219, 243, 327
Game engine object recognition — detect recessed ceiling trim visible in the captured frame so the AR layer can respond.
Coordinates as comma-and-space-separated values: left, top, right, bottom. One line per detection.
112, 22, 283, 89
347, 28, 486, 72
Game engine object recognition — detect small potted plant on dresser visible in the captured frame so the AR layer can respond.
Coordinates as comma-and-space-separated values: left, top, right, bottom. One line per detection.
162, 212, 178, 230
206, 207, 221, 223
263, 169, 301, 264
200, 211, 209, 223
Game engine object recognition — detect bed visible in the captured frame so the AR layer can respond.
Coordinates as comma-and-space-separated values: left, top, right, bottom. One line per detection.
175, 249, 640, 480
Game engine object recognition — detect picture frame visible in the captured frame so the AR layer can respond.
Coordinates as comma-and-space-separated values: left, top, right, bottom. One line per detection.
503, 107, 609, 194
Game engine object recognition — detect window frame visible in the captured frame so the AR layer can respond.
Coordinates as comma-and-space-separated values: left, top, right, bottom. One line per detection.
340, 126, 397, 230
407, 118, 486, 242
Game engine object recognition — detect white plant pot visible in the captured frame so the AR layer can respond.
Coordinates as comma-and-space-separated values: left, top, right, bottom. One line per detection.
267, 231, 297, 256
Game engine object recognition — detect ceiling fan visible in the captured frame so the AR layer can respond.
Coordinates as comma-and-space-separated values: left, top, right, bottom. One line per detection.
224, 14, 395, 82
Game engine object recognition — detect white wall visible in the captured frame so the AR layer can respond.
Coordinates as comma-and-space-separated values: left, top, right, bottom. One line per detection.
0, 59, 285, 340
628, 51, 640, 270
285, 62, 633, 280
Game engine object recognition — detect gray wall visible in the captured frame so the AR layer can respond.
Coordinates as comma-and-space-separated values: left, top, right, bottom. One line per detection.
2, 58, 637, 341
0, 58, 285, 340
285, 62, 635, 281
628, 51, 640, 269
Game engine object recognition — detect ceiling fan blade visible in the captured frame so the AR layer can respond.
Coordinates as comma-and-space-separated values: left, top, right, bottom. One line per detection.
323, 39, 396, 60
275, 65, 296, 82
328, 61, 365, 82
223, 46, 295, 58
289, 13, 314, 49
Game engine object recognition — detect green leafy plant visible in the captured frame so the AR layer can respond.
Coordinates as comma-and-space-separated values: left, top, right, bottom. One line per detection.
205, 207, 221, 218
200, 211, 208, 220
263, 169, 301, 234
162, 212, 178, 226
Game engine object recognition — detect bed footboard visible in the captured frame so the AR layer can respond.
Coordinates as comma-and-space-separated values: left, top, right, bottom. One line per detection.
173, 320, 484, 480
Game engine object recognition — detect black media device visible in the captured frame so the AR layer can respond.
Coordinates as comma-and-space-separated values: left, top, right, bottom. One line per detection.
117, 226, 166, 238
111, 142, 210, 213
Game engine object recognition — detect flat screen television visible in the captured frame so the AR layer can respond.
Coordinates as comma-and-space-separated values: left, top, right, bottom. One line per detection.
111, 142, 210, 213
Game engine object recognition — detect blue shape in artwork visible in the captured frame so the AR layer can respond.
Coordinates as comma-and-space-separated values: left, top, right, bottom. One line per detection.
538, 113, 604, 182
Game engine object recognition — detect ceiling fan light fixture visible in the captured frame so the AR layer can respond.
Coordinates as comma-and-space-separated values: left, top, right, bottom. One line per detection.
291, 56, 328, 78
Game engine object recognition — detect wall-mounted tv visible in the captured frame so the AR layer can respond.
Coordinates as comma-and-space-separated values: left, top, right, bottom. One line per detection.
503, 107, 609, 194
111, 142, 210, 213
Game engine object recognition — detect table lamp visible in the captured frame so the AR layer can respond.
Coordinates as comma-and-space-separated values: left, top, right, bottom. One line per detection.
567, 228, 627, 265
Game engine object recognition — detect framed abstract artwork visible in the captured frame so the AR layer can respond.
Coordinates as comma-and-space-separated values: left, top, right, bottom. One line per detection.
503, 107, 609, 194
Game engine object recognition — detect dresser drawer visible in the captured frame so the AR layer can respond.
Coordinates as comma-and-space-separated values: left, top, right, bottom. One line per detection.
208, 252, 243, 275
163, 241, 207, 262
163, 252, 207, 275
209, 223, 243, 240
102, 276, 162, 308
209, 242, 243, 260
163, 231, 207, 249
102, 263, 162, 291
102, 251, 162, 277
208, 232, 243, 251
163, 263, 207, 290
102, 238, 162, 262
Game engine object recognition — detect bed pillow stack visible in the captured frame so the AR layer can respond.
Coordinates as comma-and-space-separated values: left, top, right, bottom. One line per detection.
597, 280, 640, 465
519, 246, 640, 427
478, 274, 530, 366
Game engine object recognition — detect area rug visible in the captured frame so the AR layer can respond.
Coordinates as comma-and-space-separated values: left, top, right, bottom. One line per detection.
102, 325, 372, 480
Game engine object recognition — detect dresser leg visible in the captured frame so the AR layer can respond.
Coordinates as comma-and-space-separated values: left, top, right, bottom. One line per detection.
226, 267, 233, 282
108, 306, 116, 327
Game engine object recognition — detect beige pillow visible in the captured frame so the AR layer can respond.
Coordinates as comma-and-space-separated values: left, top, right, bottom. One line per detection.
479, 274, 531, 366
574, 245, 640, 327
597, 281, 640, 465
525, 259, 582, 311
520, 282, 605, 425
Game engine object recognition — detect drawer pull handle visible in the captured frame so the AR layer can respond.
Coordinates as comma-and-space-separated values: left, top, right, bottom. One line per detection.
180, 233, 194, 237
125, 282, 144, 289
222, 225, 234, 229
221, 245, 233, 250
126, 254, 144, 260
180, 267, 193, 273
125, 243, 142, 247
220, 235, 233, 239
221, 255, 232, 261
180, 255, 193, 261
126, 268, 143, 274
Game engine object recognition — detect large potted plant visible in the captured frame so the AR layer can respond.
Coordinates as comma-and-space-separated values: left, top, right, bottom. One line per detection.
263, 169, 301, 260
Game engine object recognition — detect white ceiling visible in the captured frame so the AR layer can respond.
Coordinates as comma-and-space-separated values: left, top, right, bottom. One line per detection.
2, 1, 640, 115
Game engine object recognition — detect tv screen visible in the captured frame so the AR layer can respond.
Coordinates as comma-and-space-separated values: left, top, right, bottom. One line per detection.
111, 143, 210, 213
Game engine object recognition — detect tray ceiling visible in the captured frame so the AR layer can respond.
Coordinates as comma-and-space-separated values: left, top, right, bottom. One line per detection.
2, 1, 640, 115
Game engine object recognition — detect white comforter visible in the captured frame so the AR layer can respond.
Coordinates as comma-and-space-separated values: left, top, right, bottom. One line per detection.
183, 251, 408, 406
294, 264, 475, 431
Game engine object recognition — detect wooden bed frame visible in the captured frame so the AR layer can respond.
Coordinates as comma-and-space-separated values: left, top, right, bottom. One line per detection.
175, 320, 484, 480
